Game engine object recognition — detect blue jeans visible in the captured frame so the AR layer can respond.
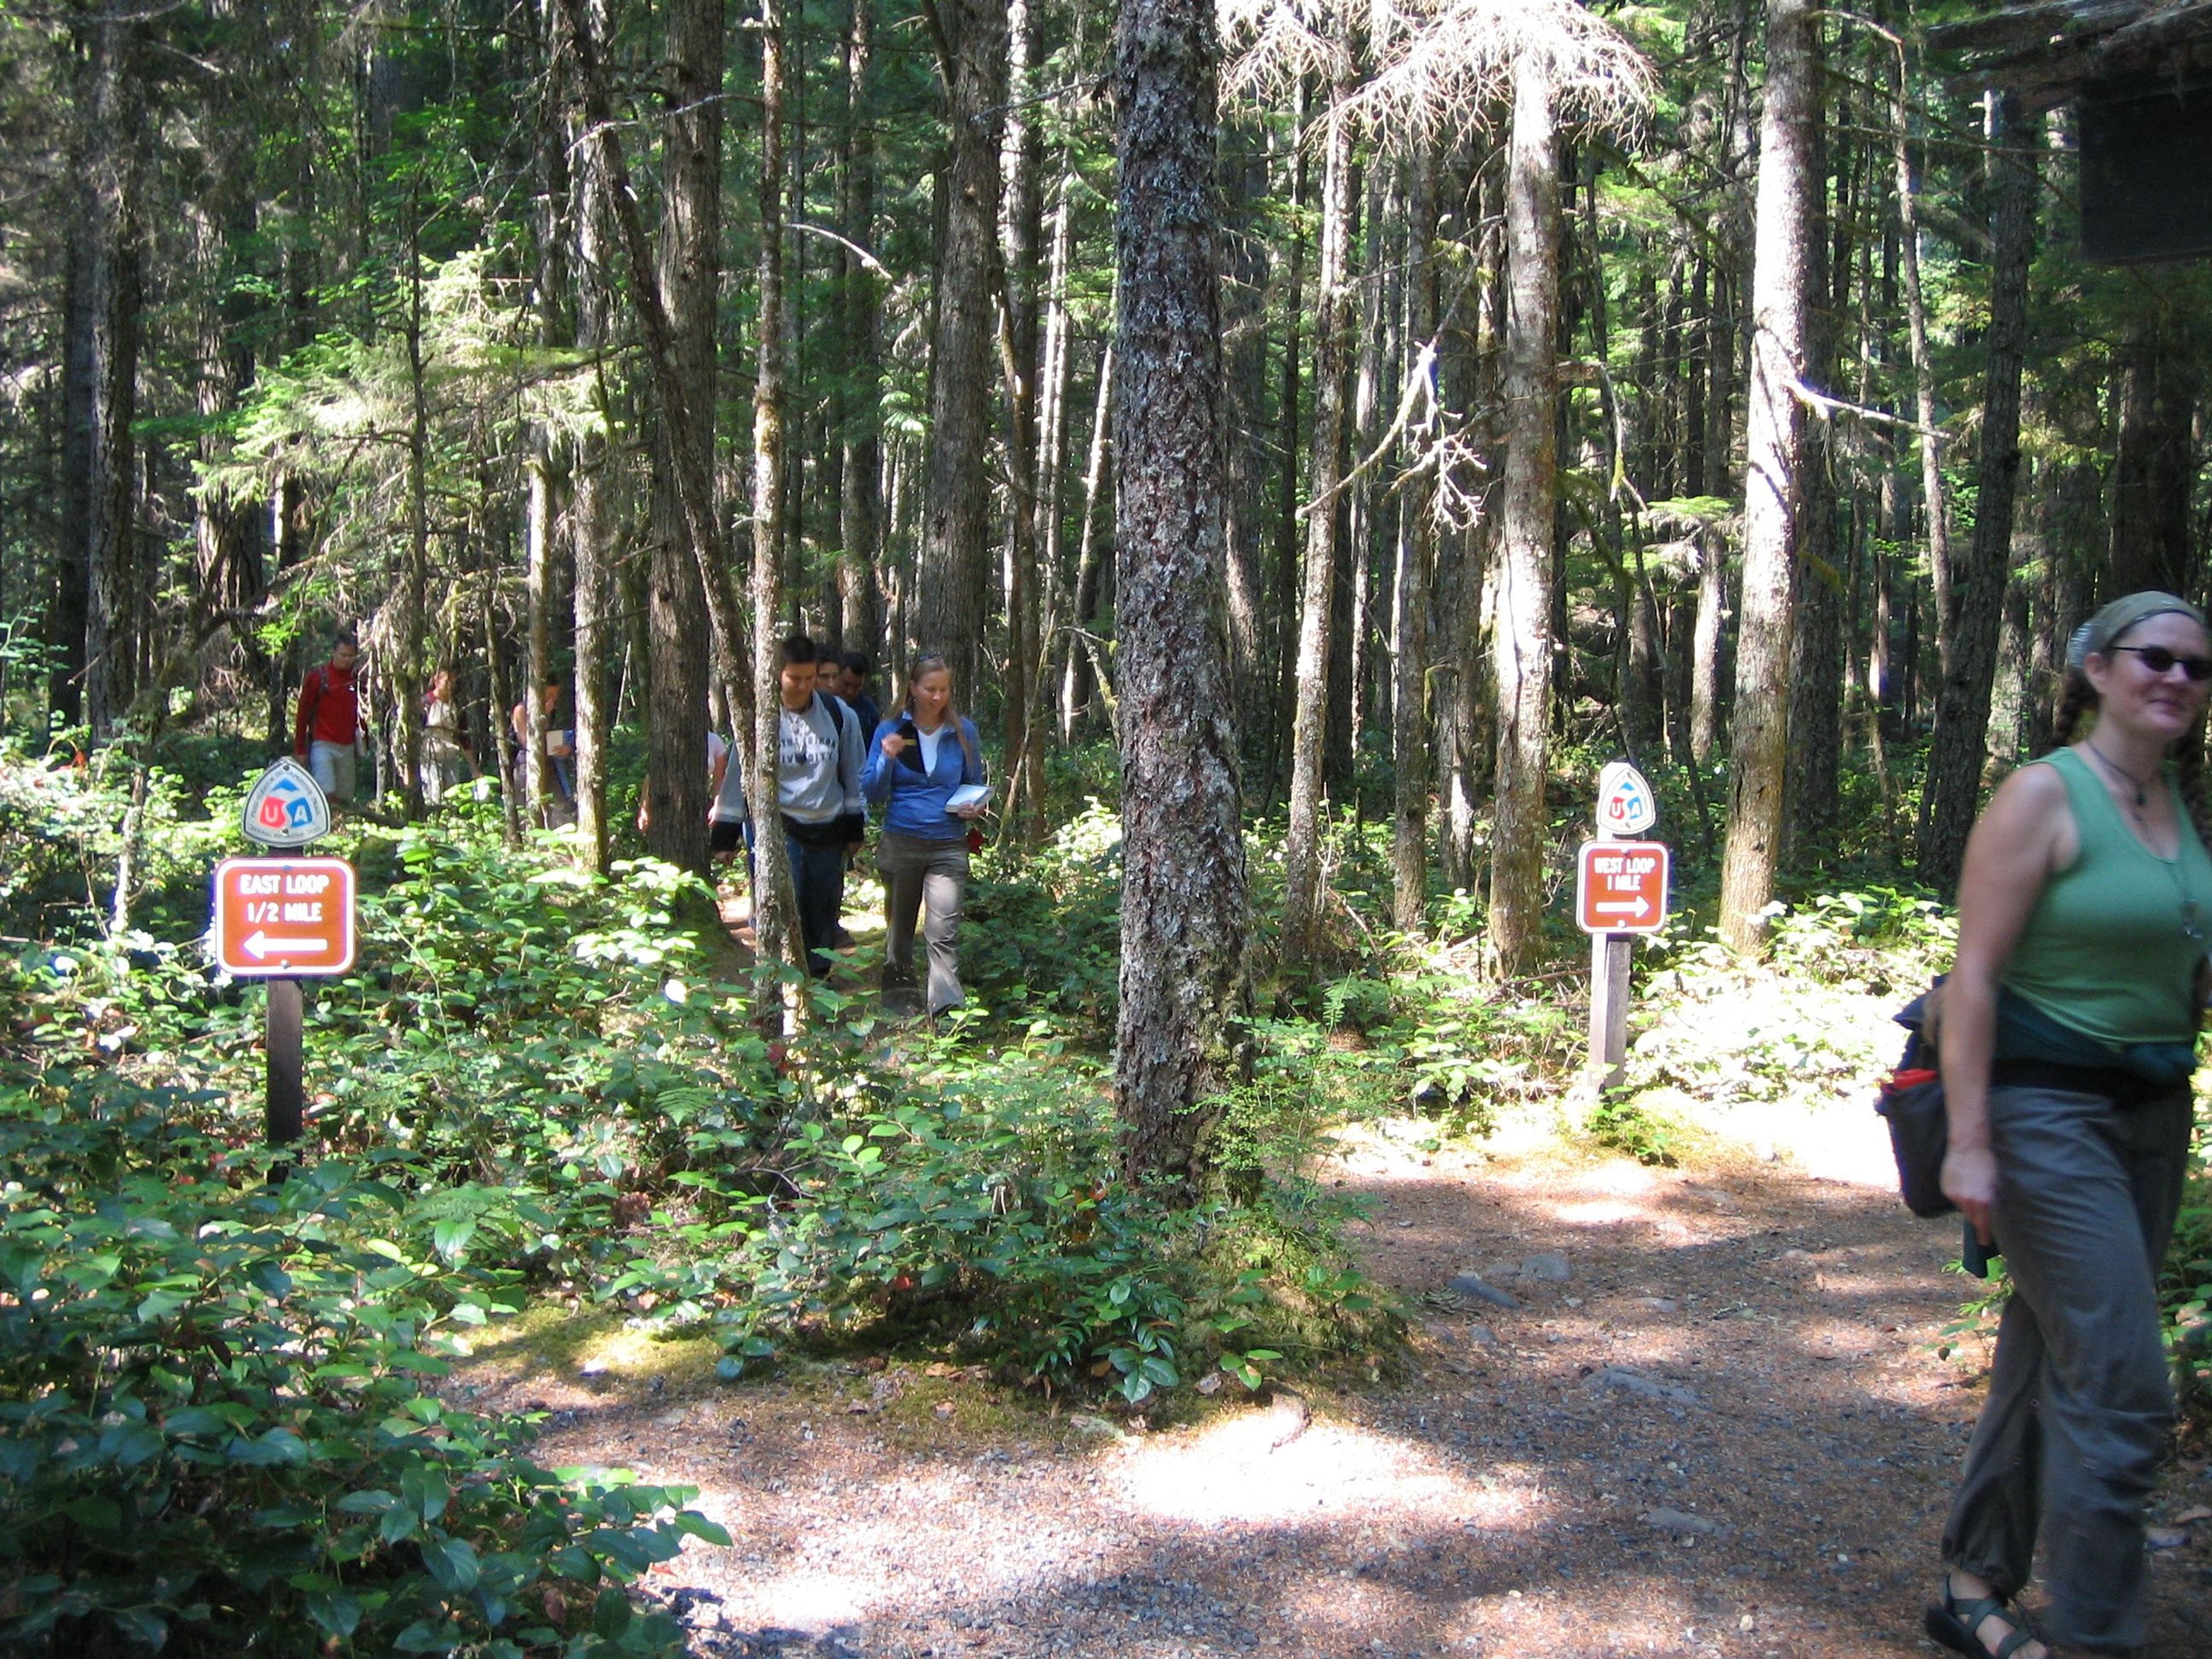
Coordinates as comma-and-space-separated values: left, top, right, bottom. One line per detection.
786, 834, 847, 976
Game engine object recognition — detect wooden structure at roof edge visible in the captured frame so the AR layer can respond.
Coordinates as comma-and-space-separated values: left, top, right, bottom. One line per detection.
1931, 1, 2212, 263
1929, 0, 2212, 113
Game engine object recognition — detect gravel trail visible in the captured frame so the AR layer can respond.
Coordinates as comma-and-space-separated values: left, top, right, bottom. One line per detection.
460, 1124, 2212, 1658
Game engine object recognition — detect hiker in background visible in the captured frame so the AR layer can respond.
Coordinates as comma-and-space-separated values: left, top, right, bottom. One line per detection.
836, 651, 881, 745
509, 680, 574, 817
420, 667, 472, 805
1923, 590, 2212, 1659
706, 725, 747, 861
762, 635, 866, 974
862, 653, 987, 1020
293, 629, 362, 806
812, 655, 868, 945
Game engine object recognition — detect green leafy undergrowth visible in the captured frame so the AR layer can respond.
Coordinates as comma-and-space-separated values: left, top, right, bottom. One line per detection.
959, 799, 1124, 1041
1584, 1090, 1688, 1167
606, 1039, 1396, 1407
0, 1071, 727, 1657
10, 776, 1391, 1418
2162, 1161, 2212, 1433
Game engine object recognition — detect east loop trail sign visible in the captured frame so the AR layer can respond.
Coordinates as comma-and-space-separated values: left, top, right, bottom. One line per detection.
216, 756, 358, 1157
212, 857, 357, 976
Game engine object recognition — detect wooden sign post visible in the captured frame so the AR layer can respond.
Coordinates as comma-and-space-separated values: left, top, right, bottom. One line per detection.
1577, 763, 1669, 1090
221, 759, 349, 1153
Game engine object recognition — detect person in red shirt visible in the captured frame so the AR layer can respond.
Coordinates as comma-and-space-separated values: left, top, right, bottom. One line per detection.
293, 631, 362, 805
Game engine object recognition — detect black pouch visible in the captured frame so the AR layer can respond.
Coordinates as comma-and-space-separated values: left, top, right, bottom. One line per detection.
781, 813, 850, 849
1874, 1063, 1953, 1220
1877, 984, 1955, 1221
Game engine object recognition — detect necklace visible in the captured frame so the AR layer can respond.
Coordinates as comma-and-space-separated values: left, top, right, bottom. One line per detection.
2084, 740, 2153, 823
2081, 744, 2206, 944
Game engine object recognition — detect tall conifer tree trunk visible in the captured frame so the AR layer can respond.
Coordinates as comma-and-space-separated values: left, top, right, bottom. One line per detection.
1220, 130, 1271, 740
751, 0, 805, 987
1785, 67, 1843, 852
1916, 95, 2036, 892
646, 0, 723, 871
1888, 40, 1950, 674
916, 0, 1009, 694
1392, 149, 1440, 936
999, 0, 1046, 838
556, 0, 744, 869
65, 15, 144, 737
838, 0, 885, 673
569, 3, 618, 873
1112, 0, 1245, 1198
1280, 77, 1355, 959
1718, 0, 1815, 953
2107, 310, 2199, 598
1486, 55, 1561, 976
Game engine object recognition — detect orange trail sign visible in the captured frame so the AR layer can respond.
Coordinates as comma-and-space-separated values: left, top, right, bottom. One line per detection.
1575, 839, 1670, 935
212, 857, 357, 976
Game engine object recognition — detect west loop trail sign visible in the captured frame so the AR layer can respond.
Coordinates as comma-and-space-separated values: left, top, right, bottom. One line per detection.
1575, 839, 1671, 935
213, 857, 357, 976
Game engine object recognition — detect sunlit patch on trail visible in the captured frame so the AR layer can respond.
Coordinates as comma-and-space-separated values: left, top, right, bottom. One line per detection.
1111, 1411, 1541, 1531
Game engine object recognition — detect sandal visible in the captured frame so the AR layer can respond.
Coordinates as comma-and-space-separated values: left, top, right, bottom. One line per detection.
1925, 1578, 2041, 1659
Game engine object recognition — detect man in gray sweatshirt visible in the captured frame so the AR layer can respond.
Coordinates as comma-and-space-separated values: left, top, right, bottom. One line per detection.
765, 634, 865, 973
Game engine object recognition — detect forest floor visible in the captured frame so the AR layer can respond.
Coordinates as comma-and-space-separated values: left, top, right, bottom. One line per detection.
447, 1118, 2212, 1657
435, 891, 2212, 1659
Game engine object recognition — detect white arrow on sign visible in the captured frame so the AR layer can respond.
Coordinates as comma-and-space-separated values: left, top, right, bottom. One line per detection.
245, 931, 331, 959
1593, 897, 1652, 919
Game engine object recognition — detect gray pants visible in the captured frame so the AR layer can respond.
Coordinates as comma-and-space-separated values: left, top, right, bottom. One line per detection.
877, 832, 968, 1016
1941, 1081, 2192, 1652
308, 740, 357, 805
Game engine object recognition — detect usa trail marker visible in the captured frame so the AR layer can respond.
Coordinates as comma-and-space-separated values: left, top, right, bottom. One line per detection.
1577, 763, 1669, 1089
1594, 759, 1658, 838
240, 756, 332, 848
217, 764, 353, 1154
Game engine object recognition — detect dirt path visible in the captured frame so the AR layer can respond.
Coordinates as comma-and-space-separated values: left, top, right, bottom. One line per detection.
457, 1120, 2212, 1659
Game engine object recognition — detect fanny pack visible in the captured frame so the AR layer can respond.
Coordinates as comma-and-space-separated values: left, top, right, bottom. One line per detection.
781, 813, 849, 849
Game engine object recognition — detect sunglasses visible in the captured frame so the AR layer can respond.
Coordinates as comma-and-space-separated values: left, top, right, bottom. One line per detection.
2111, 644, 2212, 682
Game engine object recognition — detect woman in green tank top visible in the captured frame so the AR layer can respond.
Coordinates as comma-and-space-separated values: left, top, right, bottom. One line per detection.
1925, 592, 2212, 1659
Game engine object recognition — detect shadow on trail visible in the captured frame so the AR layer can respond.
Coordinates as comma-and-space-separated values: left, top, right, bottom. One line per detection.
555, 1142, 2212, 1659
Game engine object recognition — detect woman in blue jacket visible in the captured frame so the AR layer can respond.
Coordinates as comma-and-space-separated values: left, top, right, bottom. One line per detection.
861, 655, 988, 1017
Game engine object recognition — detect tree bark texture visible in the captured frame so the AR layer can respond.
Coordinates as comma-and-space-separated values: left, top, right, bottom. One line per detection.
751, 0, 805, 988
66, 15, 145, 737
916, 0, 1009, 697
1785, 78, 1843, 855
838, 0, 885, 673
555, 0, 741, 871
1888, 43, 1952, 673
999, 0, 1046, 839
2107, 310, 2201, 600
1915, 95, 2036, 893
1392, 150, 1440, 936
1718, 0, 1816, 954
1111, 0, 1247, 1198
568, 4, 617, 873
1487, 56, 1561, 977
1279, 82, 1355, 961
